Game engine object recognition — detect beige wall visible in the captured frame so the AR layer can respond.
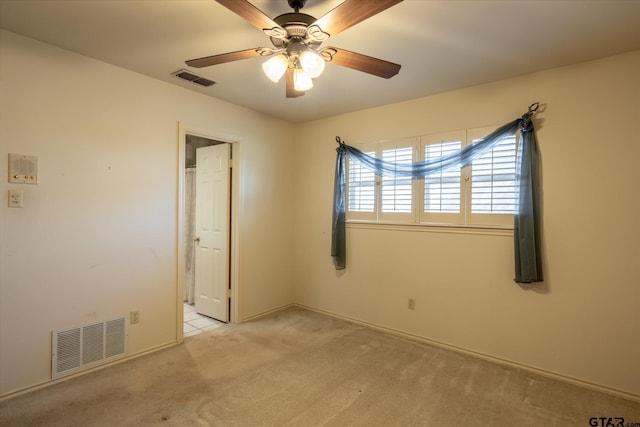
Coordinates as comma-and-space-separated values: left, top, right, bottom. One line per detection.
0, 30, 295, 396
2, 28, 638, 400
293, 51, 640, 398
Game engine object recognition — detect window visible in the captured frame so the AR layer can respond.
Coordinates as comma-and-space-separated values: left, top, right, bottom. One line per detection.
467, 127, 518, 227
347, 149, 375, 214
424, 142, 462, 213
345, 137, 418, 222
346, 127, 518, 228
379, 140, 416, 222
381, 147, 413, 213
420, 130, 466, 225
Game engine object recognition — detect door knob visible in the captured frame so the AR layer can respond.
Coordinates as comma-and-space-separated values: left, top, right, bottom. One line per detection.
193, 237, 200, 243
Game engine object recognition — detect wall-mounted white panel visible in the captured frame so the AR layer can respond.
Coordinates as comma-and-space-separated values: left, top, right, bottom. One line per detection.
8, 153, 38, 184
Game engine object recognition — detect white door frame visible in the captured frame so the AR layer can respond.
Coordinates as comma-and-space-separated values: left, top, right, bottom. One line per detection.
177, 122, 241, 343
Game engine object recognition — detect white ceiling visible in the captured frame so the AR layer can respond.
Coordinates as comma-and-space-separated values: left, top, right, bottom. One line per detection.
2, 0, 640, 123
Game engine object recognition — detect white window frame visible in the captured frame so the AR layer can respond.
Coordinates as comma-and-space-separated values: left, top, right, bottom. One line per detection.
345, 127, 519, 229
418, 130, 466, 226
378, 138, 418, 223
465, 126, 519, 228
345, 146, 377, 222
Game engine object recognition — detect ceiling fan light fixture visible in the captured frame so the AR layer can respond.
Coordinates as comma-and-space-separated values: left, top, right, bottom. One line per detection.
299, 50, 325, 78
262, 54, 288, 82
293, 68, 313, 91
190, 0, 404, 98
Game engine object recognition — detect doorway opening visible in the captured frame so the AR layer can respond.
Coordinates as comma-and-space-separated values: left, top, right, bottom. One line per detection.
183, 302, 224, 337
183, 134, 230, 314
177, 124, 240, 341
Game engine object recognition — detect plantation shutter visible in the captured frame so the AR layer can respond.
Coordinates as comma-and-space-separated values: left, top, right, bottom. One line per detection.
347, 151, 376, 213
381, 146, 413, 213
424, 141, 462, 213
471, 134, 517, 214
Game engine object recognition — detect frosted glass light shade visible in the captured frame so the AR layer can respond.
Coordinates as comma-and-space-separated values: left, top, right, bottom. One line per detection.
299, 50, 325, 78
293, 68, 313, 91
262, 54, 288, 82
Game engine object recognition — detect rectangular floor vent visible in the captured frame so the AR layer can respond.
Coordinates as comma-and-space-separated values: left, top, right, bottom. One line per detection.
52, 316, 128, 379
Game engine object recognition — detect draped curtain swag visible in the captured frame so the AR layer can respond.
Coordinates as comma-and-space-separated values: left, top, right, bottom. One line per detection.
331, 104, 543, 284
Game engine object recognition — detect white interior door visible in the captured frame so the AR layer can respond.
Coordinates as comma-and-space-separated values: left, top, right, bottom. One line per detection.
194, 143, 230, 322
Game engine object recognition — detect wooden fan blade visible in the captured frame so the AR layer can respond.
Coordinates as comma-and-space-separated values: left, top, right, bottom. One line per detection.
186, 48, 264, 68
216, 0, 287, 39
325, 47, 401, 79
310, 0, 402, 38
285, 68, 305, 98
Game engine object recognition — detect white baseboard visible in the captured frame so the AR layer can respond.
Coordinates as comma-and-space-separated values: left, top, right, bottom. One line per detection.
0, 341, 177, 401
4, 305, 638, 404
240, 303, 295, 323
293, 303, 640, 403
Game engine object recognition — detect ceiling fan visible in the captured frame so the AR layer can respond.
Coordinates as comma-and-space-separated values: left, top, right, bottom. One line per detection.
185, 0, 403, 98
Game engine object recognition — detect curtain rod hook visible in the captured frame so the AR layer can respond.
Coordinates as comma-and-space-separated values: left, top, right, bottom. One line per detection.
336, 136, 345, 146
527, 102, 540, 115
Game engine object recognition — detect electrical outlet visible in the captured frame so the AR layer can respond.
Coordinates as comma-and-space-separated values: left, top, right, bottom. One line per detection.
408, 298, 415, 310
130, 310, 140, 324
8, 190, 24, 208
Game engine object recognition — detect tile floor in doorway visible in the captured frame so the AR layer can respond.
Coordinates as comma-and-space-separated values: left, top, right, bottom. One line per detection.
183, 303, 225, 337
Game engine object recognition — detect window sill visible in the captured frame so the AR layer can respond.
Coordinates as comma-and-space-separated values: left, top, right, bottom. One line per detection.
345, 220, 513, 236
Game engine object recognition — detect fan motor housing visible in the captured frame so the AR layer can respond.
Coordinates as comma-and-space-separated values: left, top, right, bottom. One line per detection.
271, 12, 321, 50
274, 12, 316, 29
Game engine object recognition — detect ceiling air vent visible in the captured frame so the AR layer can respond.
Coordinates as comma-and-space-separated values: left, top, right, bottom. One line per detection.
172, 69, 215, 87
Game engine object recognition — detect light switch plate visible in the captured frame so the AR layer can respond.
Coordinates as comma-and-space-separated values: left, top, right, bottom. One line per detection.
8, 189, 24, 208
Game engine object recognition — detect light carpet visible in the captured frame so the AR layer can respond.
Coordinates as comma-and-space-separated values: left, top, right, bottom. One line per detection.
1, 307, 639, 426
